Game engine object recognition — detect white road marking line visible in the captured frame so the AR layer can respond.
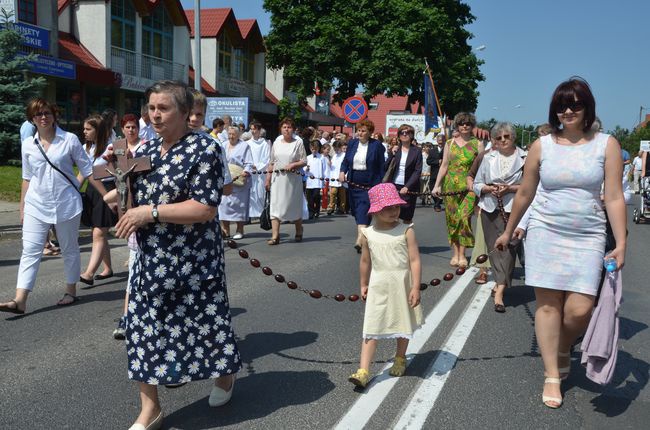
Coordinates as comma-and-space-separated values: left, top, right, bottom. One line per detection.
334, 268, 480, 430
393, 282, 494, 430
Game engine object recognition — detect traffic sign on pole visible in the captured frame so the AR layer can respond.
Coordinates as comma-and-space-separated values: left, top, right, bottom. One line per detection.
342, 96, 369, 124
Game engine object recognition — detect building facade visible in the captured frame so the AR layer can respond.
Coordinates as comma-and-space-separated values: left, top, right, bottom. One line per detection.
11, 0, 191, 133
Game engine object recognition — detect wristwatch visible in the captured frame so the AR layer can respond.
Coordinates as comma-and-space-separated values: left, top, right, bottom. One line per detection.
151, 205, 160, 223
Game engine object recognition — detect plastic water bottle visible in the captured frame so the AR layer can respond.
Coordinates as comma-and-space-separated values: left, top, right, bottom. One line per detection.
603, 258, 617, 272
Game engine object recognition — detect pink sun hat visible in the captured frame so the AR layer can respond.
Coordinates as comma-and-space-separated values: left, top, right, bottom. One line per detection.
367, 183, 408, 214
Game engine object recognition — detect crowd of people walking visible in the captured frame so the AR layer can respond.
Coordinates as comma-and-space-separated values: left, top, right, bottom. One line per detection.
0, 76, 632, 427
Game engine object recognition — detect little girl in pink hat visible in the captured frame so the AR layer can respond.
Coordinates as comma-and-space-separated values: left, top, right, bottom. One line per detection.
349, 183, 423, 389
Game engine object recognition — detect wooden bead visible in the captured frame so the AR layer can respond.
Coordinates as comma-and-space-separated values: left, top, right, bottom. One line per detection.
443, 273, 454, 281
348, 294, 359, 302
334, 294, 346, 302
238, 249, 249, 259
227, 239, 238, 249
455, 267, 466, 275
419, 283, 428, 291
274, 274, 285, 283
262, 266, 273, 276
476, 254, 488, 264
430, 278, 441, 286
287, 281, 298, 290
250, 259, 261, 268
309, 290, 322, 299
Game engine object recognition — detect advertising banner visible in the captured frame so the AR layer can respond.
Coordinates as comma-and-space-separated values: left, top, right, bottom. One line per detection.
386, 114, 426, 141
205, 97, 248, 129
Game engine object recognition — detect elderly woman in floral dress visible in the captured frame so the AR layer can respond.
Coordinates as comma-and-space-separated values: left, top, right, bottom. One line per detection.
109, 80, 240, 430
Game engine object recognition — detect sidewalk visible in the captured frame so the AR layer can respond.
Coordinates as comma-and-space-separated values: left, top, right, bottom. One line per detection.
0, 200, 91, 241
0, 201, 21, 241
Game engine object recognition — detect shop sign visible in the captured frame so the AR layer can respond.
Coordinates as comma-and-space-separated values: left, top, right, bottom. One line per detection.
386, 114, 426, 141
25, 54, 75, 79
640, 140, 650, 152
205, 97, 249, 129
121, 74, 155, 93
13, 22, 49, 50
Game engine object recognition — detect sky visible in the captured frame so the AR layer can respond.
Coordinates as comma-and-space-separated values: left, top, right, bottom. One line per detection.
182, 0, 650, 131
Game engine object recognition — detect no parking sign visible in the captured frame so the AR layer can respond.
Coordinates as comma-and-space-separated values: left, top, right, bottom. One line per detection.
342, 96, 368, 124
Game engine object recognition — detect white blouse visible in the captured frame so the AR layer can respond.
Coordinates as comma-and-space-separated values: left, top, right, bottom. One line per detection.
393, 149, 408, 185
353, 141, 369, 170
21, 126, 93, 223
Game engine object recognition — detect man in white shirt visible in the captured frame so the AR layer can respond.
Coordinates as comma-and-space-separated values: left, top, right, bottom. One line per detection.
138, 104, 157, 142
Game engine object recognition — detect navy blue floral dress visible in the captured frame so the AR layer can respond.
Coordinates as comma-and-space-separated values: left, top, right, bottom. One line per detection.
125, 132, 241, 385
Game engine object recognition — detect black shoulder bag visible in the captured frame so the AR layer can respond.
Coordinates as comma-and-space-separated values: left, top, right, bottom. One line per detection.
34, 139, 93, 226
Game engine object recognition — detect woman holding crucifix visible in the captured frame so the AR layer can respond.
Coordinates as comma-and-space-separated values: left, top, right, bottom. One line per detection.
106, 81, 240, 430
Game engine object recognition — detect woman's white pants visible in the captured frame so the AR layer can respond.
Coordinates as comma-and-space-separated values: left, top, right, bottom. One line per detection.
16, 213, 81, 291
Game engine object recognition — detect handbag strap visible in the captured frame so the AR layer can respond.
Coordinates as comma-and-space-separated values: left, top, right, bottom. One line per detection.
34, 138, 83, 195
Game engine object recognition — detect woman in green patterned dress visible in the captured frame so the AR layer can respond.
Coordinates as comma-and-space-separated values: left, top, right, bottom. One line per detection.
432, 113, 484, 267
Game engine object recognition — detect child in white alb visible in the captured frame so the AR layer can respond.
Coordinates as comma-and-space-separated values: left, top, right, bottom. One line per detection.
305, 140, 326, 218
349, 183, 423, 389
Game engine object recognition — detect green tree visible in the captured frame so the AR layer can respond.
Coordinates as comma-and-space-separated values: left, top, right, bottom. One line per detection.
0, 10, 45, 162
623, 124, 650, 156
263, 0, 484, 115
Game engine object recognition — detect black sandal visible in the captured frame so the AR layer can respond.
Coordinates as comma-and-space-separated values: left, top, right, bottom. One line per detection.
57, 293, 80, 306
93, 271, 114, 280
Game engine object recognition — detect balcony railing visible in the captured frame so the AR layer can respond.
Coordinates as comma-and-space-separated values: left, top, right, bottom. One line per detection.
111, 47, 186, 82
217, 75, 264, 101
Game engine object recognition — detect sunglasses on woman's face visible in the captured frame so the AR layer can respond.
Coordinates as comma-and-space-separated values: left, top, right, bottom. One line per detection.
556, 101, 585, 114
494, 134, 511, 141
458, 122, 472, 127
399, 130, 412, 136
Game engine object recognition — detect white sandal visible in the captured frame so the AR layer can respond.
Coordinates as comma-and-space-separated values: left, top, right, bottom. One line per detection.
542, 377, 563, 409
209, 375, 235, 407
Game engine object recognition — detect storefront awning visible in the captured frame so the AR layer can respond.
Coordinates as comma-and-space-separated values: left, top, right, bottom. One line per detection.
58, 32, 120, 86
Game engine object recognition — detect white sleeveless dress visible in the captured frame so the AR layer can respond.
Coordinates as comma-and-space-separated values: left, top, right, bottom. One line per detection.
525, 133, 608, 295
361, 223, 423, 339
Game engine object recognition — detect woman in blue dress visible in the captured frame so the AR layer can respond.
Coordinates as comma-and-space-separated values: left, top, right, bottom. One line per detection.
111, 81, 240, 430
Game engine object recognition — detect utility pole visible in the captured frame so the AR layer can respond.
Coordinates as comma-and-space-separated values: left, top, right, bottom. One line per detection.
194, 0, 201, 91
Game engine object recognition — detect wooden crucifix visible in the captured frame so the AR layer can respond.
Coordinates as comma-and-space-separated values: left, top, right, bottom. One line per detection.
93, 139, 152, 218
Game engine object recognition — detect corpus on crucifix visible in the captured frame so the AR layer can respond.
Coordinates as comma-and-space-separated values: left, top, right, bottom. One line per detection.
93, 139, 151, 218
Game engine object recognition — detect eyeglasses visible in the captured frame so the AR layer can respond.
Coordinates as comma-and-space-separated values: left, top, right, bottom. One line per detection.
556, 101, 585, 114
399, 130, 413, 136
494, 134, 512, 141
458, 122, 473, 127
34, 111, 53, 118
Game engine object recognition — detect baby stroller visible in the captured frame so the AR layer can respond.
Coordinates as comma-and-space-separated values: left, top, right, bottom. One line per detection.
633, 177, 650, 224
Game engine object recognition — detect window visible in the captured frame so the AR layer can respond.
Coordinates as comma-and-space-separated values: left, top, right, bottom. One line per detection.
218, 35, 232, 76
242, 50, 255, 83
111, 0, 136, 51
18, 0, 37, 24
142, 5, 173, 60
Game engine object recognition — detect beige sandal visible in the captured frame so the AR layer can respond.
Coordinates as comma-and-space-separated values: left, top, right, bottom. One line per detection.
542, 377, 563, 409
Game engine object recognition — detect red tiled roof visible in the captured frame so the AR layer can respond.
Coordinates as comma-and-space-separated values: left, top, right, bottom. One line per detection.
265, 88, 280, 105
189, 68, 218, 96
237, 19, 256, 39
58, 32, 118, 86
58, 32, 105, 69
57, 0, 69, 14
186, 8, 234, 39
185, 9, 264, 52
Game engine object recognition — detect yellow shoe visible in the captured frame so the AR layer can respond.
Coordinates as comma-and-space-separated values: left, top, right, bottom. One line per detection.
389, 356, 407, 377
348, 368, 370, 388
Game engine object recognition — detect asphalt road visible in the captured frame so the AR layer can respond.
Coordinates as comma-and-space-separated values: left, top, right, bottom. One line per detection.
0, 204, 648, 430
